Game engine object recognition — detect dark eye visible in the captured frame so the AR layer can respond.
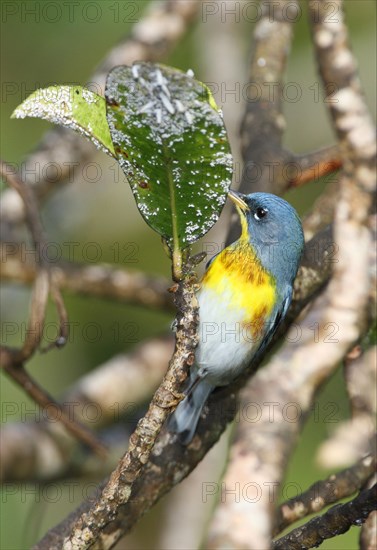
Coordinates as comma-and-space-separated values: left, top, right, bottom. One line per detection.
254, 207, 268, 221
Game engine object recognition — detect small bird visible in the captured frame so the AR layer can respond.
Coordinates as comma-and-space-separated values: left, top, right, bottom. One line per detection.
168, 190, 305, 444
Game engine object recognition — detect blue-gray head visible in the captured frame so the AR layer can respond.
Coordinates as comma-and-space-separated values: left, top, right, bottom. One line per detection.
229, 191, 305, 286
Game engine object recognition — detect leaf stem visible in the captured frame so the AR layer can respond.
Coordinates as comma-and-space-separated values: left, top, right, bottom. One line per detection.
172, 247, 183, 281
162, 143, 183, 281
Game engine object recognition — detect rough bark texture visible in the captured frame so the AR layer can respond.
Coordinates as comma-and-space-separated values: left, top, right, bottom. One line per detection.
1, 0, 375, 548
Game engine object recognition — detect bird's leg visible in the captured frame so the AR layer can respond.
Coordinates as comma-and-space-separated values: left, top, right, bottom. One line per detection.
157, 388, 186, 409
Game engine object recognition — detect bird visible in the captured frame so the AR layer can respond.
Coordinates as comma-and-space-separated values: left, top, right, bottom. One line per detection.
168, 190, 305, 444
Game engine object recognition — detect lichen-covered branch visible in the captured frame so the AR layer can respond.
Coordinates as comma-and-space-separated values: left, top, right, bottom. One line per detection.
61, 272, 199, 549
32, 218, 338, 549
275, 454, 376, 535
273, 484, 377, 550
360, 475, 377, 550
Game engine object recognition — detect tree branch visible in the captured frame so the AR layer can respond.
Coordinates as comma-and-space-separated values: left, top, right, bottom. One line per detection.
238, 0, 294, 198
273, 484, 377, 550
0, 162, 105, 458
0, 242, 173, 312
32, 218, 337, 549
288, 144, 341, 189
302, 180, 340, 240
275, 454, 376, 535
13, 0, 375, 548
1, 362, 107, 460
316, 347, 376, 469
360, 475, 377, 550
1, 336, 173, 482
205, 0, 376, 546
61, 268, 199, 549
345, 345, 376, 419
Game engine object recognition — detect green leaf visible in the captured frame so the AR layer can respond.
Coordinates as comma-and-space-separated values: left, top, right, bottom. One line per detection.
105, 63, 233, 251
12, 86, 116, 157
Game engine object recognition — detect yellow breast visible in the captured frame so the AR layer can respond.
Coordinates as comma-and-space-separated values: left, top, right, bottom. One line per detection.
202, 240, 276, 338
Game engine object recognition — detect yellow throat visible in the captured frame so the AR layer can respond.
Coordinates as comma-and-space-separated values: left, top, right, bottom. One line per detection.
201, 214, 277, 338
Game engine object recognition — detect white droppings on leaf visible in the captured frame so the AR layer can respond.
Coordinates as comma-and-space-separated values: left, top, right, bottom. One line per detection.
160, 93, 175, 114
175, 99, 185, 112
137, 101, 154, 114
185, 111, 194, 125
155, 109, 162, 124
82, 88, 97, 103
132, 64, 139, 79
13, 85, 114, 156
105, 63, 233, 246
155, 68, 165, 86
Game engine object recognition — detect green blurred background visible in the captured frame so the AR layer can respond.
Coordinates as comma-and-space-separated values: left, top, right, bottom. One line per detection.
1, 1, 376, 548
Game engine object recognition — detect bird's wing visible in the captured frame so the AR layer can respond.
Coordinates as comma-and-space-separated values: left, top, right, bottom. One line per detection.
205, 251, 220, 270
257, 286, 292, 355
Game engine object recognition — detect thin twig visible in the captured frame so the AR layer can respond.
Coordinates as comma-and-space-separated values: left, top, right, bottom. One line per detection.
1, 362, 107, 459
0, 162, 106, 457
273, 484, 377, 550
0, 161, 51, 361
0, 242, 174, 312
288, 144, 341, 188
360, 475, 377, 550
0, 270, 50, 366
1, 336, 174, 483
275, 454, 376, 535
0, 161, 68, 353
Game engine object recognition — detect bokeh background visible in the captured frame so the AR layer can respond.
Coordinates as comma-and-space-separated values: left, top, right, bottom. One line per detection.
1, 1, 376, 548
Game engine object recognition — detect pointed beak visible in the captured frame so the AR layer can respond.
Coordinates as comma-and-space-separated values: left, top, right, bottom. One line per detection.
228, 189, 249, 212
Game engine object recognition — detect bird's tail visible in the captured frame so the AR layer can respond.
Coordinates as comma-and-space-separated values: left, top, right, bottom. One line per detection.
168, 378, 213, 444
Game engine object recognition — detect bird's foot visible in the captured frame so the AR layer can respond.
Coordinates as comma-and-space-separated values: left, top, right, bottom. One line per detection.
158, 389, 185, 409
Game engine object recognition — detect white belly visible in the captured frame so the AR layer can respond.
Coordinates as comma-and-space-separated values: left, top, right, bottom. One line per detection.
195, 286, 256, 386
